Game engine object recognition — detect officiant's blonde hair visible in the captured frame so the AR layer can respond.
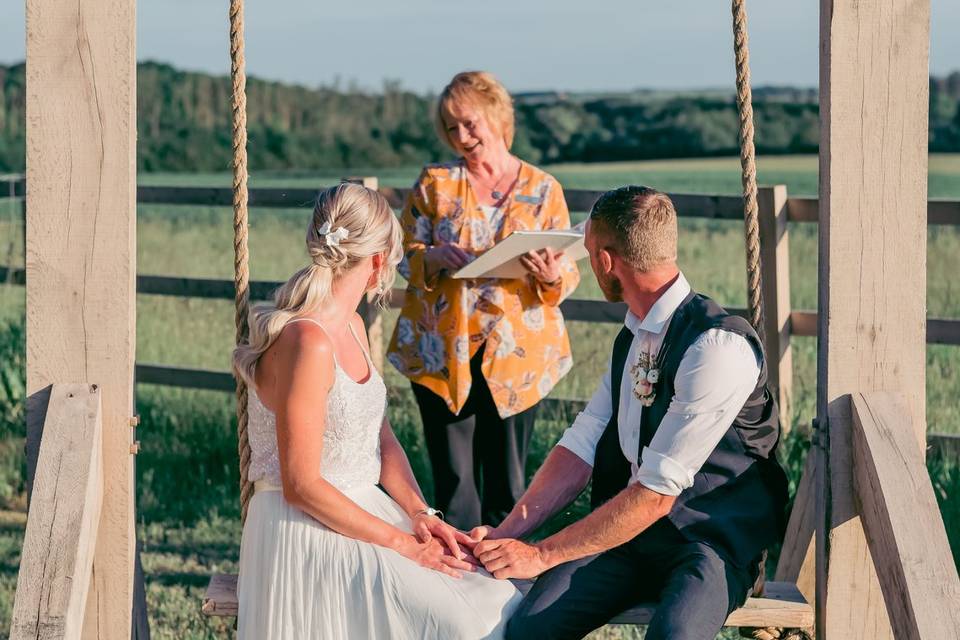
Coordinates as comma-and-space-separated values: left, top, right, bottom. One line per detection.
589, 186, 678, 272
233, 183, 402, 385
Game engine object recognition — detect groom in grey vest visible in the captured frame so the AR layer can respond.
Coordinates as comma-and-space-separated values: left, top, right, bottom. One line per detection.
472, 186, 789, 640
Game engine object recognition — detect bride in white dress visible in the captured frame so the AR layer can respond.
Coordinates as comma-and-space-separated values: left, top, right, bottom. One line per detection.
233, 183, 521, 639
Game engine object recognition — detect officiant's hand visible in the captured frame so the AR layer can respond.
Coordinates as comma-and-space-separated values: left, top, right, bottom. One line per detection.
520, 247, 564, 285
425, 243, 472, 274
474, 537, 551, 580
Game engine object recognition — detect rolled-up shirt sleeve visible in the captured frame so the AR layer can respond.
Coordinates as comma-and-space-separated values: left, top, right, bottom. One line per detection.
635, 329, 761, 496
557, 358, 614, 467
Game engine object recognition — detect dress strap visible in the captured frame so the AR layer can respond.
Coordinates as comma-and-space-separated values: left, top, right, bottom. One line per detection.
287, 317, 339, 367
346, 321, 374, 367
287, 316, 330, 335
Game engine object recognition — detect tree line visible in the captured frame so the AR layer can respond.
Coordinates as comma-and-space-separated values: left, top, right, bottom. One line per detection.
1, 61, 959, 173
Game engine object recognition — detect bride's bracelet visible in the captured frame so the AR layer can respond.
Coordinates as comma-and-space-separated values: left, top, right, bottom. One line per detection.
413, 506, 444, 521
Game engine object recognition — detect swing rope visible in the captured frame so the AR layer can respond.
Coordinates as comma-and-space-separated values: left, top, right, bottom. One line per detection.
732, 0, 766, 344
229, 0, 254, 525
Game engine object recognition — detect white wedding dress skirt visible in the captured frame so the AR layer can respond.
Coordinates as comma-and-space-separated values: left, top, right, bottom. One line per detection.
237, 320, 521, 639
238, 484, 522, 639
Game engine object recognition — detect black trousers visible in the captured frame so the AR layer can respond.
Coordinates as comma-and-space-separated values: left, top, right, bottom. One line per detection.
505, 519, 756, 640
411, 348, 538, 531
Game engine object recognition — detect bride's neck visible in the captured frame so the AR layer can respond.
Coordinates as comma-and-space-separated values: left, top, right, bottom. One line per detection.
311, 273, 368, 333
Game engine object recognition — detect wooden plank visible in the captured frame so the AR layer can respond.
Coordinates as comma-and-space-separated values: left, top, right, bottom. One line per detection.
758, 185, 794, 429
788, 198, 960, 226
0, 175, 26, 198
927, 200, 960, 226
136, 274, 282, 301
25, 1, 137, 636
202, 574, 238, 616
11, 384, 103, 640
202, 574, 811, 628
816, 1, 931, 637
135, 364, 236, 392
774, 448, 817, 613
0, 265, 26, 286
786, 198, 819, 223
137, 185, 318, 209
851, 392, 960, 640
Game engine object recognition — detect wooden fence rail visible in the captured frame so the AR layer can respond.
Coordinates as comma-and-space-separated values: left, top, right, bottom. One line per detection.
3, 176, 960, 225
4, 176, 960, 452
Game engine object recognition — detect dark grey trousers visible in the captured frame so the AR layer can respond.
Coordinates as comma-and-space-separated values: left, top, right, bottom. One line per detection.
506, 520, 756, 640
412, 346, 538, 530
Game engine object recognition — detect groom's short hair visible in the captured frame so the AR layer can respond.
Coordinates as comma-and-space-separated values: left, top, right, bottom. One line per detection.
589, 186, 678, 272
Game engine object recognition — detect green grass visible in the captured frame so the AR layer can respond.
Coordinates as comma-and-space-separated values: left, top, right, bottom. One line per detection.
1, 154, 959, 638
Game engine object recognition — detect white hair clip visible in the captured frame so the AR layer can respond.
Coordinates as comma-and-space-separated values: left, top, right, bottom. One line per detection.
317, 221, 350, 247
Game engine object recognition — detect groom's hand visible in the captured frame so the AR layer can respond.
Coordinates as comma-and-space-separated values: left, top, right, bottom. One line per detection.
474, 538, 551, 580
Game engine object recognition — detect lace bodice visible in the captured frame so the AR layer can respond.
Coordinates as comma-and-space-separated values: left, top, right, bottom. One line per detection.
247, 322, 387, 491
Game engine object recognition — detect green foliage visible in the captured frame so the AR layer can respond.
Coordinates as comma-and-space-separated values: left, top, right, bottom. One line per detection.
3, 62, 960, 173
0, 320, 25, 508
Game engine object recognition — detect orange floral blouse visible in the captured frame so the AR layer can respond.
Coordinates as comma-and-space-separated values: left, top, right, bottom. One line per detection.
387, 160, 580, 418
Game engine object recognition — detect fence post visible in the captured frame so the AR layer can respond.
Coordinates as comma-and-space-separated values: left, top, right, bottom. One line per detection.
757, 185, 793, 431
342, 176, 385, 372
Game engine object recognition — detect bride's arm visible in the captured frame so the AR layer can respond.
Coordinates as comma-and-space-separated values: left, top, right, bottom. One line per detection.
377, 419, 429, 518
378, 418, 473, 558
271, 322, 464, 576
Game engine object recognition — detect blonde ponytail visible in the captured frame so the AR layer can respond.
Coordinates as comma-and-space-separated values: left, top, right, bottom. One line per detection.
233, 183, 402, 385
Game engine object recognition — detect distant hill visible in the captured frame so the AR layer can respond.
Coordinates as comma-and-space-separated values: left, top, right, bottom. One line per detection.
1, 61, 958, 172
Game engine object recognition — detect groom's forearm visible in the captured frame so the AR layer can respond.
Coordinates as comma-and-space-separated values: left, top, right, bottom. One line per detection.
536, 482, 675, 568
496, 445, 592, 540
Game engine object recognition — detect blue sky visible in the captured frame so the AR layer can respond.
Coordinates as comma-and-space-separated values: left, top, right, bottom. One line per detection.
2, 1, 957, 93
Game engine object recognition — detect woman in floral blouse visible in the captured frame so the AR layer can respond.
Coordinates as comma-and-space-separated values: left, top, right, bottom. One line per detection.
387, 71, 580, 530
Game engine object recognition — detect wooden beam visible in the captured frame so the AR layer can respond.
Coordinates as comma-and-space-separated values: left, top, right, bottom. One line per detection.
25, 0, 137, 636
202, 573, 813, 628
11, 384, 103, 640
774, 448, 817, 610
816, 1, 930, 638
851, 392, 960, 639
758, 185, 794, 429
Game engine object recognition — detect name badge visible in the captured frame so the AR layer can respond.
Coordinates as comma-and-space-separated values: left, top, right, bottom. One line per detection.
515, 194, 543, 205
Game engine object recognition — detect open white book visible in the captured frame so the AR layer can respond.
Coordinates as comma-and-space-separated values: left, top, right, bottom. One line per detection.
452, 227, 588, 279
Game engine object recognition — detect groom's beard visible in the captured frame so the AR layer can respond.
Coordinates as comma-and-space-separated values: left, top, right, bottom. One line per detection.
597, 270, 623, 302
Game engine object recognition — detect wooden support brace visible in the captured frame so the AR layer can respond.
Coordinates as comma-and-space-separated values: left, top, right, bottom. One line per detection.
851, 392, 960, 640
10, 384, 103, 640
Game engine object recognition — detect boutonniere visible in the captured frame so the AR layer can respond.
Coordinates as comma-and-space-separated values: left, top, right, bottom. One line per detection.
629, 347, 660, 407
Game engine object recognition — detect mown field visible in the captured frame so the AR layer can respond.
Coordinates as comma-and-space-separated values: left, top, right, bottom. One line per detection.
0, 154, 959, 638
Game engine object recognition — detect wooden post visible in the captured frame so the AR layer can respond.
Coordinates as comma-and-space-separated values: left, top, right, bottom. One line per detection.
11, 384, 103, 640
25, 1, 137, 637
343, 176, 385, 372
757, 185, 793, 430
816, 1, 930, 638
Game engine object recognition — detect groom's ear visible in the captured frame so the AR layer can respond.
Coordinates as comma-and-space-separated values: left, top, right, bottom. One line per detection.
598, 247, 615, 275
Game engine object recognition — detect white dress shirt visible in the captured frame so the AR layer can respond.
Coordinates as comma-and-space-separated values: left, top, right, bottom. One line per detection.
557, 273, 762, 496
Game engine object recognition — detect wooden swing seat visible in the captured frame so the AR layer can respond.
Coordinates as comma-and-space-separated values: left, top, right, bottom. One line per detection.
201, 573, 813, 629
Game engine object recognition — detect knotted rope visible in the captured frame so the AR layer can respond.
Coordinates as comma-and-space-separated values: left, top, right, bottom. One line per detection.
229, 0, 253, 525
732, 0, 766, 346
730, 5, 783, 638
